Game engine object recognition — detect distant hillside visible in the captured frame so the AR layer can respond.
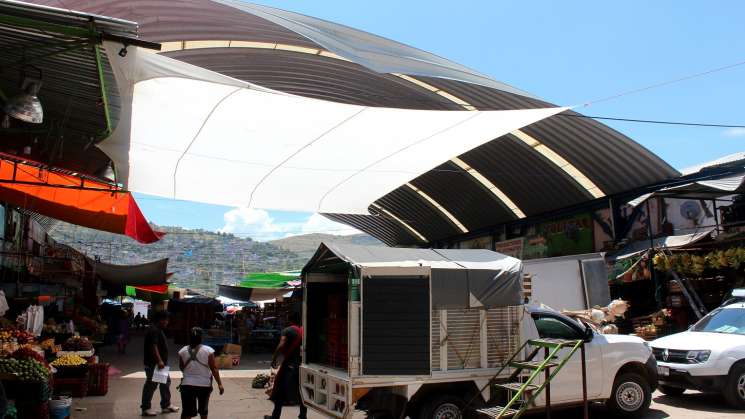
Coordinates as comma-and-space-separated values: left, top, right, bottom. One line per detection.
49, 223, 306, 296
270, 233, 383, 258
48, 224, 383, 296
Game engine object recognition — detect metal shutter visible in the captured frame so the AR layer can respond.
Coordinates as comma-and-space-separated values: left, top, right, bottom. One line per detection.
362, 276, 430, 375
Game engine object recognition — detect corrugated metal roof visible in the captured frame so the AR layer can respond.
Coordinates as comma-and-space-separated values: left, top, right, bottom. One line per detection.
322, 213, 421, 247
24, 0, 681, 247
163, 48, 457, 109
376, 186, 461, 242
28, 0, 315, 47
0, 1, 140, 177
410, 161, 515, 230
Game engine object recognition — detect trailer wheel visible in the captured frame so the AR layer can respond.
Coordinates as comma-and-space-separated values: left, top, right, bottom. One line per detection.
606, 372, 651, 418
418, 395, 465, 419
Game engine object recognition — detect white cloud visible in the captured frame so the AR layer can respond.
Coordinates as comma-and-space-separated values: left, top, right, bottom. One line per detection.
300, 213, 361, 236
219, 208, 298, 241
219, 208, 361, 241
723, 127, 745, 137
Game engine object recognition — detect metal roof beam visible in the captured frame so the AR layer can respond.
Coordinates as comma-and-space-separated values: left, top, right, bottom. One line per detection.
511, 129, 606, 199
405, 183, 469, 233
450, 157, 526, 219
370, 203, 428, 242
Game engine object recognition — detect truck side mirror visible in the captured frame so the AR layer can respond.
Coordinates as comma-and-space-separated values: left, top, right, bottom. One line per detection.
580, 321, 593, 342
584, 326, 594, 342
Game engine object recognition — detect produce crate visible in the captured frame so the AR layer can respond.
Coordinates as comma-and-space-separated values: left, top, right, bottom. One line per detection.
16, 400, 49, 419
5, 380, 51, 404
87, 363, 109, 396
216, 354, 234, 369
53, 375, 89, 398
54, 365, 89, 378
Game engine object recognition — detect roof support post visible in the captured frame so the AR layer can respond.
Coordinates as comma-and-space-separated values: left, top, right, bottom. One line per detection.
93, 43, 113, 137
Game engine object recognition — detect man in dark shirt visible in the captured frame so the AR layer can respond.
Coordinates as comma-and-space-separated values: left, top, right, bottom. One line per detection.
141, 311, 179, 416
266, 312, 306, 419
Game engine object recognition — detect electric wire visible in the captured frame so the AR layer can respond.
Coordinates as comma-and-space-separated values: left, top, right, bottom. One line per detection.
558, 113, 745, 128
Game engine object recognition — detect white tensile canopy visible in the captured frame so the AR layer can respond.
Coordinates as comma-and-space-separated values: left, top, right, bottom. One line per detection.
101, 41, 566, 214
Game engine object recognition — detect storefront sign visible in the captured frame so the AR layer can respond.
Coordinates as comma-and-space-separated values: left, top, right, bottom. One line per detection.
460, 235, 493, 250
494, 238, 525, 259
524, 213, 594, 259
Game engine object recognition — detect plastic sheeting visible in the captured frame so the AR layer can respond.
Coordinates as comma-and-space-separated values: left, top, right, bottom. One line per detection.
628, 170, 745, 207
609, 228, 715, 261
303, 242, 523, 309
93, 258, 169, 285
218, 284, 292, 302
100, 41, 566, 214
0, 153, 162, 243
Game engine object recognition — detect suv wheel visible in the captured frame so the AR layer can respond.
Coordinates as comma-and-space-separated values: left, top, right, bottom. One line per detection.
658, 385, 685, 396
606, 372, 651, 417
418, 395, 465, 419
724, 363, 745, 409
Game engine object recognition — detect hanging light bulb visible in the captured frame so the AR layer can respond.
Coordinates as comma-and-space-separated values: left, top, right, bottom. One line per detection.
4, 66, 43, 124
95, 161, 116, 181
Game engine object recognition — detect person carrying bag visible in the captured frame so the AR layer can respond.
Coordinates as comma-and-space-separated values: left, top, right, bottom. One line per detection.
178, 328, 225, 419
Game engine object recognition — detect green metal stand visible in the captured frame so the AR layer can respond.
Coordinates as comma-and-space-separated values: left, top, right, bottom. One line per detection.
472, 338, 587, 419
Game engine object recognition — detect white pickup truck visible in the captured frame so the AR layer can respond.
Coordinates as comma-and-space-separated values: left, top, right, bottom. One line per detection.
300, 243, 657, 419
651, 301, 745, 408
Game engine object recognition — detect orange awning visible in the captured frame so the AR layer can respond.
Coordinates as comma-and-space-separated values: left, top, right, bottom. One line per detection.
0, 154, 162, 243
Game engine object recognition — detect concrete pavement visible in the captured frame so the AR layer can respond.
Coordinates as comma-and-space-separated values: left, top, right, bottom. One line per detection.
62, 331, 744, 418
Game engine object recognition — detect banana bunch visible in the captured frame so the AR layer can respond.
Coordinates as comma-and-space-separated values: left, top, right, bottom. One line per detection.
51, 354, 87, 367
691, 255, 706, 275
653, 253, 672, 271
725, 248, 745, 270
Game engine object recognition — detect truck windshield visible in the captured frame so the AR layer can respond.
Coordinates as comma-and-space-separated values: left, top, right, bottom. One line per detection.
691, 307, 745, 335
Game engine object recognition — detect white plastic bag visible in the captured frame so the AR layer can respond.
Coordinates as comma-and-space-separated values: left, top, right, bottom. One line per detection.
152, 366, 170, 384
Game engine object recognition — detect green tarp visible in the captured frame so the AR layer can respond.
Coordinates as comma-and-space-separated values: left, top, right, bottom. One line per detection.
238, 271, 300, 288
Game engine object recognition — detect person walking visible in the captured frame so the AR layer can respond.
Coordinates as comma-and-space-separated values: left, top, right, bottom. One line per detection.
266, 312, 306, 419
141, 311, 180, 416
178, 328, 224, 419
116, 309, 130, 354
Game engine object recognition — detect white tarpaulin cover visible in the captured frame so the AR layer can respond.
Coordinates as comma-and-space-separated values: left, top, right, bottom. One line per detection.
101, 41, 566, 214
302, 243, 524, 308
628, 171, 745, 208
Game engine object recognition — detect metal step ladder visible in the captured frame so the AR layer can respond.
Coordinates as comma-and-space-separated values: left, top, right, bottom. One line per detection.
669, 270, 707, 319
468, 338, 588, 419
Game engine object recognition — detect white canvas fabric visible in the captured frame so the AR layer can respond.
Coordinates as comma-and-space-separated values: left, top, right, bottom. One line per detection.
101, 41, 566, 214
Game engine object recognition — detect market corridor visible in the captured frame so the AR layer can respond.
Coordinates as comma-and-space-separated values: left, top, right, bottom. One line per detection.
69, 331, 321, 418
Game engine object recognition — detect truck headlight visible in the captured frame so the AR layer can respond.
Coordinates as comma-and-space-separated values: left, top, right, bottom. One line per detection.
686, 350, 711, 363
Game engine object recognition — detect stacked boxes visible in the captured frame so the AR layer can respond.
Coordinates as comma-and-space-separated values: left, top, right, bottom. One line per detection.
326, 295, 348, 369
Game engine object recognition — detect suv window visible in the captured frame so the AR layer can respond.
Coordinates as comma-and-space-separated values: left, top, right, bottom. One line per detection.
533, 315, 582, 340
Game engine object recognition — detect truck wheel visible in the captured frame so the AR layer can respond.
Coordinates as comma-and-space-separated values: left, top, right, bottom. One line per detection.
658, 385, 685, 396
724, 363, 745, 409
418, 395, 465, 419
606, 372, 651, 417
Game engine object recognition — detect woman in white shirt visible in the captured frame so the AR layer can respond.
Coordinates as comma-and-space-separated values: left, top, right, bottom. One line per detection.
178, 328, 224, 419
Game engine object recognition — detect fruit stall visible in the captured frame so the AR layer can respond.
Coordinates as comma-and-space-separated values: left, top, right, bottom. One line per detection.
0, 329, 108, 418
609, 244, 745, 339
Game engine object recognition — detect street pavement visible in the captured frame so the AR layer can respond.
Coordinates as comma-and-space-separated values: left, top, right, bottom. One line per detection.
65, 331, 744, 418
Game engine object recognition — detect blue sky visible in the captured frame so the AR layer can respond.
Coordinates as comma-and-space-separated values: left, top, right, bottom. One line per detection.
136, 0, 745, 240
